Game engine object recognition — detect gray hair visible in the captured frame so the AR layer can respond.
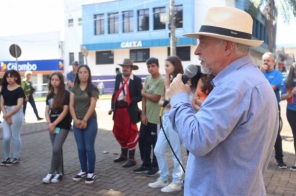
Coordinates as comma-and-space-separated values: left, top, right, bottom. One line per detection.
262, 52, 276, 60
234, 43, 250, 55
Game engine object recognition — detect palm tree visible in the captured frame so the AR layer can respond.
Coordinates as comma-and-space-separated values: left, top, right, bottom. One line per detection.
250, 0, 296, 52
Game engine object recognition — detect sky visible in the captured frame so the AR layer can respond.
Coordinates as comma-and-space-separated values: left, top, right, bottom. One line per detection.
0, 0, 295, 47
0, 0, 64, 36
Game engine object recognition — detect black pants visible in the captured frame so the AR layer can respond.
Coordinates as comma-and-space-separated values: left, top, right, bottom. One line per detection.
138, 122, 158, 168
23, 95, 40, 119
286, 109, 296, 155
274, 104, 284, 161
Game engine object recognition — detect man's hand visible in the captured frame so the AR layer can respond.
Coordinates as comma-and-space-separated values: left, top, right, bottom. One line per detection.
141, 114, 148, 125
166, 74, 191, 100
261, 64, 268, 72
108, 109, 113, 115
141, 89, 146, 97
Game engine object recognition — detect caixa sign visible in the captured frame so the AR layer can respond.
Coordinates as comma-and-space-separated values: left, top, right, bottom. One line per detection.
120, 41, 142, 48
0, 59, 64, 72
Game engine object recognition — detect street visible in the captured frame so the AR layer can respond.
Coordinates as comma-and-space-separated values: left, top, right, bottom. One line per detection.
0, 99, 295, 195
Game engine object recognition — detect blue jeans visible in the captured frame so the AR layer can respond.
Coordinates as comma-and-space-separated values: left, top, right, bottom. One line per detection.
23, 95, 40, 119
73, 116, 98, 173
154, 111, 183, 183
2, 106, 24, 159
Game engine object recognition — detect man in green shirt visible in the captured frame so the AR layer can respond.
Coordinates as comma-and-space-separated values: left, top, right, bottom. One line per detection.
21, 71, 43, 121
134, 57, 164, 176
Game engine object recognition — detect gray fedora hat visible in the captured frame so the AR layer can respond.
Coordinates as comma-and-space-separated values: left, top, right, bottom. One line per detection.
118, 59, 139, 70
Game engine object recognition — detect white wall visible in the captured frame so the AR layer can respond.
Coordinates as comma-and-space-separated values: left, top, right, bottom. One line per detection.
0, 31, 62, 61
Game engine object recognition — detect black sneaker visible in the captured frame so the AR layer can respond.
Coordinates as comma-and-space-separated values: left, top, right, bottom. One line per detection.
11, 158, 20, 164
0, 158, 11, 166
277, 160, 287, 169
85, 174, 96, 184
73, 171, 87, 181
290, 166, 296, 171
146, 167, 159, 177
134, 166, 149, 174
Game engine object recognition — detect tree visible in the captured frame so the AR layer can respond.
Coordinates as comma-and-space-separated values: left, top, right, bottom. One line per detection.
250, 0, 296, 52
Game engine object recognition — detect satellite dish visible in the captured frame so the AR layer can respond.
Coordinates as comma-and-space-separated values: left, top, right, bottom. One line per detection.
9, 44, 21, 58
81, 46, 88, 57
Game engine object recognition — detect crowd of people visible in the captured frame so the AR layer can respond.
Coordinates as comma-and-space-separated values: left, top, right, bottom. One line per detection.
0, 6, 296, 195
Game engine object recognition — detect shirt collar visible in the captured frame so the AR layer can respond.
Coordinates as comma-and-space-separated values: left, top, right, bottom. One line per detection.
212, 55, 255, 87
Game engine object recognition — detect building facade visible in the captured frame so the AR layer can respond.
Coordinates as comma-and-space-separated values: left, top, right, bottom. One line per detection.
79, 0, 269, 94
0, 31, 64, 96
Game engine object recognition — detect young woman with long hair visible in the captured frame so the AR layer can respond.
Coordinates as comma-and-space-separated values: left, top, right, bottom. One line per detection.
0, 70, 25, 166
148, 56, 184, 193
69, 65, 99, 184
42, 72, 71, 183
281, 63, 296, 171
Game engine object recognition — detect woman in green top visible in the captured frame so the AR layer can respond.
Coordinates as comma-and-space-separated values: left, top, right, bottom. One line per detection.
69, 65, 99, 184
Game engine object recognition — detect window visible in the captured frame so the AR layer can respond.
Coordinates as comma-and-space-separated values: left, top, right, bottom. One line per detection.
78, 18, 82, 25
108, 12, 119, 34
94, 14, 104, 35
122, 10, 134, 33
68, 19, 74, 27
78, 52, 84, 65
130, 49, 150, 62
174, 5, 183, 28
138, 9, 149, 31
153, 7, 166, 30
69, 52, 74, 64
168, 46, 190, 61
96, 51, 114, 64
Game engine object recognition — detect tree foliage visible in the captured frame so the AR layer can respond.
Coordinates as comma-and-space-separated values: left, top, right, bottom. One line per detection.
250, 0, 296, 52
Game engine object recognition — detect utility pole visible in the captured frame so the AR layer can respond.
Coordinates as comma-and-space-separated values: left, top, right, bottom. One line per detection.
169, 0, 176, 56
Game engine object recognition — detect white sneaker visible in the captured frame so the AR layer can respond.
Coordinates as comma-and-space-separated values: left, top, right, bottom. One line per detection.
148, 178, 169, 188
51, 173, 63, 183
161, 182, 182, 193
42, 174, 53, 184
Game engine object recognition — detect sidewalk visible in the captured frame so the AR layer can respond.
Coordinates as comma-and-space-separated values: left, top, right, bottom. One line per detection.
0, 100, 295, 195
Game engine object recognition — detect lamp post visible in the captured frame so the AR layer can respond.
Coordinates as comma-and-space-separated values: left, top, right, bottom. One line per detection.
169, 0, 176, 56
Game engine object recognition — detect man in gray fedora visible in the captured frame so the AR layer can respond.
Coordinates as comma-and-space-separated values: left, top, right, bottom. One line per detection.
166, 6, 278, 195
108, 59, 142, 168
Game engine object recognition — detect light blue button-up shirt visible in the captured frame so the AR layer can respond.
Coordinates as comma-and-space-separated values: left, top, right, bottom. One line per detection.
170, 56, 278, 196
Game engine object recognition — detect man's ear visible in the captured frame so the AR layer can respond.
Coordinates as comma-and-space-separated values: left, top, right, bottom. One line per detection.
224, 41, 235, 55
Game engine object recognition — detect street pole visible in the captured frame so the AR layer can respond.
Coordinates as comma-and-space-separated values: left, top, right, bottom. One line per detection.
169, 0, 176, 56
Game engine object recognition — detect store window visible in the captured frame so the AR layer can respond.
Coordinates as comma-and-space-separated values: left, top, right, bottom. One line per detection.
130, 49, 150, 62
69, 52, 74, 64
78, 52, 84, 65
78, 18, 82, 26
168, 46, 190, 61
174, 5, 183, 28
108, 12, 119, 34
68, 19, 74, 27
94, 14, 104, 35
153, 7, 166, 30
123, 10, 134, 33
138, 9, 149, 31
96, 51, 114, 64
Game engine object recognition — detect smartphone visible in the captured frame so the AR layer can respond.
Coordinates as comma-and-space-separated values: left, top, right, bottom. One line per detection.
55, 127, 60, 134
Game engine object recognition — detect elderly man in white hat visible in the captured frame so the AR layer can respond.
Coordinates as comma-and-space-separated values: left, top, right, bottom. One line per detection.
166, 6, 278, 195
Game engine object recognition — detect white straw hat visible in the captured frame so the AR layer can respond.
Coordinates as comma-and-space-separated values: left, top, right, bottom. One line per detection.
183, 6, 263, 47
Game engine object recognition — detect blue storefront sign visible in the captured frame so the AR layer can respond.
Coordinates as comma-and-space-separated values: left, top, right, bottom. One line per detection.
0, 59, 64, 73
